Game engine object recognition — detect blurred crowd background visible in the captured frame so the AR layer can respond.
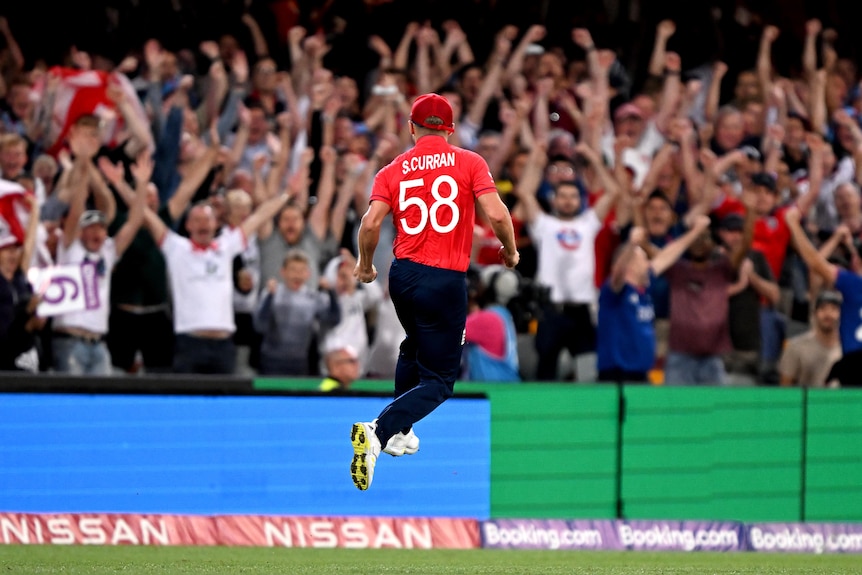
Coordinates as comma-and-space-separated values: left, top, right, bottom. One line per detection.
1, 0, 861, 387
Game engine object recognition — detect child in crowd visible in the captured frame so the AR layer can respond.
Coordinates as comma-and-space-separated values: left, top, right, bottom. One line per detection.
253, 249, 340, 376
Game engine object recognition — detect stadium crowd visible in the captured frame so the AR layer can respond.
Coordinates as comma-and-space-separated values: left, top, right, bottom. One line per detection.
0, 0, 860, 387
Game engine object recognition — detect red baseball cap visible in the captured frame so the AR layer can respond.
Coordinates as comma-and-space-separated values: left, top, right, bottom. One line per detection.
0, 233, 21, 250
410, 93, 455, 134
614, 102, 645, 121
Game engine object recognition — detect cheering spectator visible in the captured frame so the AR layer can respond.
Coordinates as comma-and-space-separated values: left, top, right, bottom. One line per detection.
718, 212, 781, 384
257, 153, 336, 290
3, 3, 862, 389
0, 134, 28, 182
142, 180, 294, 375
513, 140, 620, 381
52, 153, 149, 375
778, 290, 843, 387
597, 216, 711, 383
254, 249, 341, 376
319, 249, 383, 376
0, 191, 41, 372
223, 187, 262, 375
663, 192, 756, 385
462, 265, 522, 383
785, 206, 862, 386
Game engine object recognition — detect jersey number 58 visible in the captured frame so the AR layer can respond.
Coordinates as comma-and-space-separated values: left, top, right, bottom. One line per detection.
399, 176, 460, 235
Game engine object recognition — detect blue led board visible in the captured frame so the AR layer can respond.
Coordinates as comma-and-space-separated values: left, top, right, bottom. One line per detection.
0, 393, 490, 518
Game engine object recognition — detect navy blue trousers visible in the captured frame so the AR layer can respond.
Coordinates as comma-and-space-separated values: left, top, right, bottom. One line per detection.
375, 259, 467, 446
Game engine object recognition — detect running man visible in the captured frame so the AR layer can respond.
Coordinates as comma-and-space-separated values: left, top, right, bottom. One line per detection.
350, 93, 519, 490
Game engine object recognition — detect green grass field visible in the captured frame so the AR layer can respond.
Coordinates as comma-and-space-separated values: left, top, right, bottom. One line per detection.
0, 546, 859, 575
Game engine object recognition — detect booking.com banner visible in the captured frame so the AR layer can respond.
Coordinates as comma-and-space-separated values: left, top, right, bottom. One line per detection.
480, 519, 862, 554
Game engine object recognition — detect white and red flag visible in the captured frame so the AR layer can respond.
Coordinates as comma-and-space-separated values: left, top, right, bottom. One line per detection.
0, 179, 30, 249
42, 66, 147, 157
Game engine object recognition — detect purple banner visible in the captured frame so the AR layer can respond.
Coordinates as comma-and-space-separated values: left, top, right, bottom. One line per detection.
482, 519, 862, 553
617, 520, 743, 552
481, 519, 744, 552
746, 523, 862, 554
481, 520, 613, 551
79, 261, 100, 310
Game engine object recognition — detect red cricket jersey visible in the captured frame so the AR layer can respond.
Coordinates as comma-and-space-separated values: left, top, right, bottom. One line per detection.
753, 206, 792, 281
370, 135, 497, 272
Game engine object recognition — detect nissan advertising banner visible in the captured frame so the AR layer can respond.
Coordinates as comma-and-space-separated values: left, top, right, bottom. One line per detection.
0, 513, 479, 549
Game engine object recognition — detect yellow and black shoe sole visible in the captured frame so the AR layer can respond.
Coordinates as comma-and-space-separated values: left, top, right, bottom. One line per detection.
350, 423, 371, 490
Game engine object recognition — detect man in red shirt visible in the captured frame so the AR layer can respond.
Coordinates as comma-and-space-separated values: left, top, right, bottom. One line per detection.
350, 93, 519, 490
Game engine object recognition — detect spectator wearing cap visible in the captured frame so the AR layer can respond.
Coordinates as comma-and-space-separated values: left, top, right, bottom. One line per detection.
785, 207, 862, 387
52, 156, 149, 375
462, 264, 522, 382
319, 345, 361, 392
719, 211, 781, 384
599, 47, 679, 172
663, 190, 756, 385
602, 102, 665, 172
778, 290, 843, 387
613, 103, 648, 141
750, 163, 819, 283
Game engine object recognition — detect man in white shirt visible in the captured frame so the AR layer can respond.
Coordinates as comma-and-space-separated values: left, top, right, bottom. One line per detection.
52, 159, 148, 375
514, 142, 620, 380
143, 189, 292, 374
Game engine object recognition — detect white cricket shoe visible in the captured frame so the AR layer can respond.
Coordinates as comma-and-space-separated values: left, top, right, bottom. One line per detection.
350, 421, 381, 490
383, 428, 420, 456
